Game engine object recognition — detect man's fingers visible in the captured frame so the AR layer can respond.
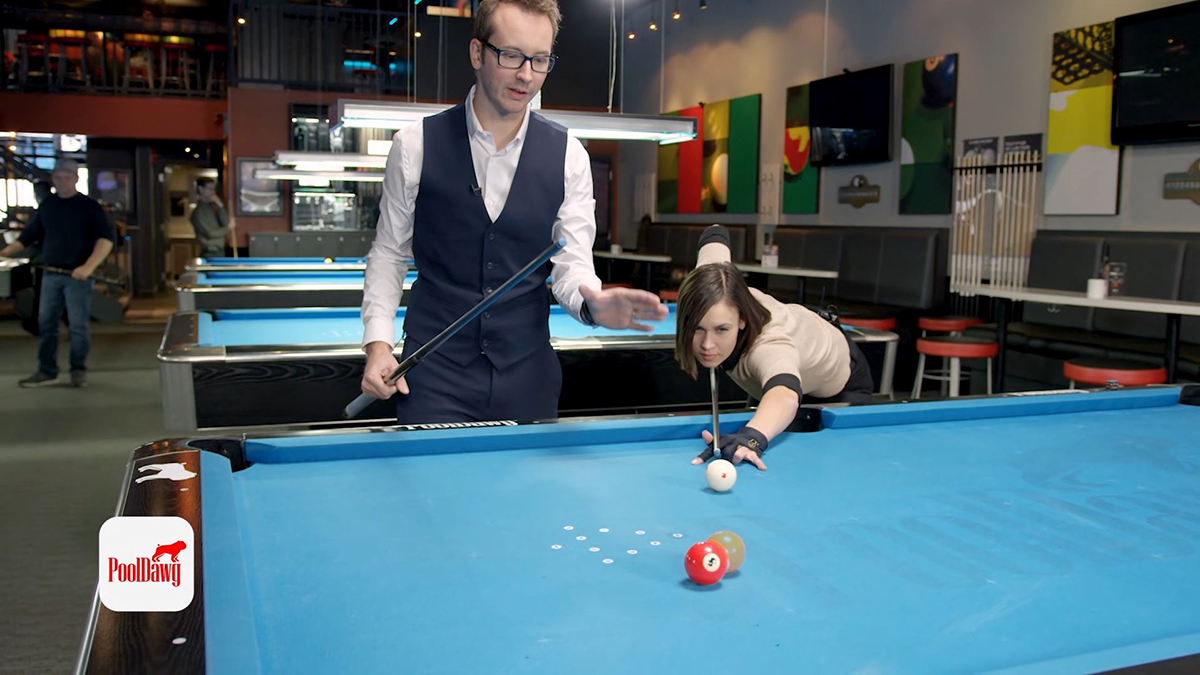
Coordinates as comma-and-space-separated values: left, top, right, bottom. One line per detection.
395, 375, 410, 395
627, 319, 653, 332
701, 430, 714, 443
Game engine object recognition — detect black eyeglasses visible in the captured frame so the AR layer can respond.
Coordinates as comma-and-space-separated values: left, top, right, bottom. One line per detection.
482, 40, 557, 74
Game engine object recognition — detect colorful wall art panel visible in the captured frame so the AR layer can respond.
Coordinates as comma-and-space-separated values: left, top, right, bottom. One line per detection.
657, 106, 703, 213
899, 53, 958, 215
782, 83, 819, 214
1045, 21, 1120, 215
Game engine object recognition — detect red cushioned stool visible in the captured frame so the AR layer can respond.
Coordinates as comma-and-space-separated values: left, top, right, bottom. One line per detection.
918, 316, 984, 395
913, 336, 998, 399
658, 289, 679, 302
918, 316, 982, 334
1063, 358, 1167, 389
602, 283, 634, 290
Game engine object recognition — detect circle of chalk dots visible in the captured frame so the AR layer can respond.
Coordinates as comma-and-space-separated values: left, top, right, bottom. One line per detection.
551, 544, 562, 550
602, 559, 614, 564
672, 533, 684, 538
627, 550, 638, 555
635, 530, 645, 535
563, 526, 574, 531
589, 547, 600, 552
599, 528, 609, 533
576, 535, 587, 541
172, 637, 187, 645
650, 541, 661, 546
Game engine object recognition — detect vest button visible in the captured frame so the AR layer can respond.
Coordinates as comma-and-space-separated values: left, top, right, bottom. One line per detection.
486, 262, 494, 270
488, 233, 495, 241
481, 339, 490, 347
484, 286, 493, 294
484, 311, 491, 319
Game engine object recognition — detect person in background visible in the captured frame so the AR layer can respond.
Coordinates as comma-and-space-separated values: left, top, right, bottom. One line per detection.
0, 159, 115, 388
189, 177, 234, 259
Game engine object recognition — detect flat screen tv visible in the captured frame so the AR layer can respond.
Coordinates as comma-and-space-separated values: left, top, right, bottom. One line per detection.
809, 64, 894, 166
1112, 0, 1200, 144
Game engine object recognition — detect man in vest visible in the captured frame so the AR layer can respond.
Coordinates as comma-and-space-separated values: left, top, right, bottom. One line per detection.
360, 0, 667, 423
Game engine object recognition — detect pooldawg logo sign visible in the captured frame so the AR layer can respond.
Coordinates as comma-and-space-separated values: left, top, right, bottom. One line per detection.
99, 517, 194, 612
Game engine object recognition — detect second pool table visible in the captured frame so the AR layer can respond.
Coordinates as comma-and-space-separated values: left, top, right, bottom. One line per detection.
157, 304, 898, 430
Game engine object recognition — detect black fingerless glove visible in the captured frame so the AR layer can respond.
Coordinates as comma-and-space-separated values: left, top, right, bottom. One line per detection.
696, 426, 769, 462
719, 426, 768, 462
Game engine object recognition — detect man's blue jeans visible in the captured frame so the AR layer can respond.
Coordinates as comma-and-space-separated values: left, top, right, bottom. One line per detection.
37, 272, 92, 377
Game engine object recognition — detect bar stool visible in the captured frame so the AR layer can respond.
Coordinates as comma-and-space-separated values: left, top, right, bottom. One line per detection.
1064, 358, 1166, 389
203, 43, 228, 94
49, 30, 90, 87
17, 33, 51, 87
122, 34, 158, 91
658, 289, 679, 302
602, 283, 635, 290
918, 315, 984, 395
913, 336, 998, 399
159, 36, 194, 90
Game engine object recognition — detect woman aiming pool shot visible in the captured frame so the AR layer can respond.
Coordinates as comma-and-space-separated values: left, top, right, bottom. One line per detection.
676, 225, 875, 471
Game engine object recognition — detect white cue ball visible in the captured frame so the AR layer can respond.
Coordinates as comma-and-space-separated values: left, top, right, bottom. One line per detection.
705, 459, 737, 492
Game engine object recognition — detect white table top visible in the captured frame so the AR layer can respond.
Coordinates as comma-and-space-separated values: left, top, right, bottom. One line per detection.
593, 251, 673, 263
0, 257, 31, 271
958, 283, 1200, 317
736, 263, 839, 280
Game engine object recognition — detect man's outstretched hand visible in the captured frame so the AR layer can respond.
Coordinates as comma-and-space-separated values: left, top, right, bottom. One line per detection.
579, 285, 669, 331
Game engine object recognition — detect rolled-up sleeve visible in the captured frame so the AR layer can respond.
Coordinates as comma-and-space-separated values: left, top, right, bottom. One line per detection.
362, 125, 421, 348
548, 136, 602, 324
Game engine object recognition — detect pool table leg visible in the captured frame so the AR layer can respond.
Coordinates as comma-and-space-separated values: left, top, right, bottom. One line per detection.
1165, 313, 1180, 384
994, 297, 1009, 393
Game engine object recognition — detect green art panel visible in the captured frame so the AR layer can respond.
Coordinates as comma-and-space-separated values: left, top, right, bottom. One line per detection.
782, 83, 819, 214
899, 54, 958, 215
727, 94, 761, 214
656, 110, 681, 214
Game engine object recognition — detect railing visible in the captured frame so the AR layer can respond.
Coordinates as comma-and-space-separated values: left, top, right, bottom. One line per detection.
235, 2, 414, 96
1, 7, 227, 98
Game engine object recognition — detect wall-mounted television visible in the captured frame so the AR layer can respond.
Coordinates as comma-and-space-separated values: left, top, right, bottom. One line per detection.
809, 64, 894, 166
1112, 0, 1200, 144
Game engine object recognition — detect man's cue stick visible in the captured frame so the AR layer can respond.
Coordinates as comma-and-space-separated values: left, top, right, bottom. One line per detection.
36, 264, 126, 288
710, 367, 720, 459
343, 237, 567, 419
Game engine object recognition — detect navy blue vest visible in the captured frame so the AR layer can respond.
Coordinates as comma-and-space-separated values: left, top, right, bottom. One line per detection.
405, 103, 567, 369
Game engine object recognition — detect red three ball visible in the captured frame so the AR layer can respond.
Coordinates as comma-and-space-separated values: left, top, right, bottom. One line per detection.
684, 541, 728, 585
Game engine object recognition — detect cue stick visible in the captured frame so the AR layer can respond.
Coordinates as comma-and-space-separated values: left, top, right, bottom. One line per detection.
36, 264, 127, 288
343, 237, 567, 419
709, 367, 720, 459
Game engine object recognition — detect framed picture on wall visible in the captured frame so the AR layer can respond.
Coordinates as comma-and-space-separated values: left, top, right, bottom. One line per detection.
236, 157, 284, 216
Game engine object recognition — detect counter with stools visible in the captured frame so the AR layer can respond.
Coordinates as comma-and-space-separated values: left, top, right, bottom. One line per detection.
1064, 358, 1168, 389
841, 315, 897, 331
913, 335, 998, 398
49, 30, 90, 87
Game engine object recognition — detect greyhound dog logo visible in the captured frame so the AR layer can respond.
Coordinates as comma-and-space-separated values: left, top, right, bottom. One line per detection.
135, 463, 197, 484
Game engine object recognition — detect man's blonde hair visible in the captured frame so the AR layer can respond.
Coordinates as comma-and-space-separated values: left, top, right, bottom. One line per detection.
474, 0, 562, 44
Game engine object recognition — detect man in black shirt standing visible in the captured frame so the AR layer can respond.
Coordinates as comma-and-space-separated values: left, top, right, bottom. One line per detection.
0, 159, 115, 388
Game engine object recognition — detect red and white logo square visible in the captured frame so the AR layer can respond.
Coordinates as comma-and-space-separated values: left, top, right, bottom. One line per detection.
98, 516, 195, 612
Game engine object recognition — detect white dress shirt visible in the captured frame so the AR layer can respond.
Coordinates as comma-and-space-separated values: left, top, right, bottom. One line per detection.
362, 85, 602, 348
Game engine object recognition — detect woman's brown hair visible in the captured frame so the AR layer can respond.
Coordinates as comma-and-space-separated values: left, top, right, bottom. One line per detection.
674, 262, 771, 379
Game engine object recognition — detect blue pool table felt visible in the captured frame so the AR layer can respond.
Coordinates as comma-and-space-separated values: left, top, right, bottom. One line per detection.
197, 388, 1200, 674
196, 304, 679, 347
201, 257, 367, 265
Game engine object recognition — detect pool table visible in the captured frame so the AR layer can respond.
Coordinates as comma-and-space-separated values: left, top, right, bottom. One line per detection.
174, 269, 416, 311
185, 257, 369, 273
77, 386, 1200, 673
157, 305, 898, 430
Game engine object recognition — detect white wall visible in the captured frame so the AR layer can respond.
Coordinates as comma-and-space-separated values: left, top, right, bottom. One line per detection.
615, 0, 1199, 248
